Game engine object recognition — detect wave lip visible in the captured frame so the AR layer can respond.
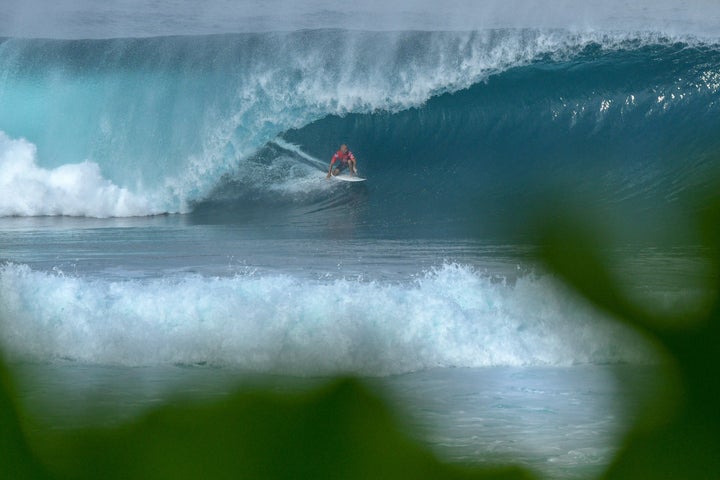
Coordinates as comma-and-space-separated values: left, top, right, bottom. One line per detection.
0, 263, 652, 375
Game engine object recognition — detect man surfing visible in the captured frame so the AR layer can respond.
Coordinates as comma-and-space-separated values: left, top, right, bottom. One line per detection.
326, 144, 358, 178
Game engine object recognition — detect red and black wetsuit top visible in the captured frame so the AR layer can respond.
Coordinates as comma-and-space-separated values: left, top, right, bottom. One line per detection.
330, 149, 355, 166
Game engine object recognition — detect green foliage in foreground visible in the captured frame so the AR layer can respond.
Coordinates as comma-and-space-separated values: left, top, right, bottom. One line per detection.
1, 367, 532, 479
1, 207, 720, 479
539, 205, 720, 479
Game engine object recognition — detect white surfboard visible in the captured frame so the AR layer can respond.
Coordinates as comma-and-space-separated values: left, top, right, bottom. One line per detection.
333, 174, 366, 182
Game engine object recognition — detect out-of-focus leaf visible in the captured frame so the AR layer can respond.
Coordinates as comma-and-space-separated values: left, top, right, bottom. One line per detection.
538, 215, 706, 345
28, 376, 534, 480
0, 359, 48, 480
538, 206, 720, 479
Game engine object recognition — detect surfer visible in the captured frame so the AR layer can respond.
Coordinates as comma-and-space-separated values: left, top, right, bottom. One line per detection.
326, 144, 357, 178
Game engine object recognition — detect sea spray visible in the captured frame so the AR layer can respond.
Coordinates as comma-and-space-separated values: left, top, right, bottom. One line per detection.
0, 131, 158, 217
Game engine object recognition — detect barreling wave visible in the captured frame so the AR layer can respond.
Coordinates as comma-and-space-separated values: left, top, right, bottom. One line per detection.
0, 30, 719, 219
0, 262, 652, 374
274, 42, 720, 224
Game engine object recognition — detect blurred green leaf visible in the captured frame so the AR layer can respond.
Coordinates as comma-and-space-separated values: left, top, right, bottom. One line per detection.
0, 358, 49, 480
1, 370, 535, 480
538, 205, 720, 479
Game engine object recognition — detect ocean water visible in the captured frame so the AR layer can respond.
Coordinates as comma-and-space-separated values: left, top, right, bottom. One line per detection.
1, 1, 719, 478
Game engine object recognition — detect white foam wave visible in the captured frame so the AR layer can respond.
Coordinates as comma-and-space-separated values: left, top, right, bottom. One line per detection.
0, 131, 165, 217
0, 263, 652, 375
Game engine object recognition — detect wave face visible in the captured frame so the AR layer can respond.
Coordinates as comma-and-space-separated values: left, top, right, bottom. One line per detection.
0, 263, 650, 374
277, 42, 720, 236
1, 30, 719, 224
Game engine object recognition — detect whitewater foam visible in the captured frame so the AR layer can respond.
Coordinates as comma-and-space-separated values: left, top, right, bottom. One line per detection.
0, 131, 162, 217
0, 262, 652, 375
